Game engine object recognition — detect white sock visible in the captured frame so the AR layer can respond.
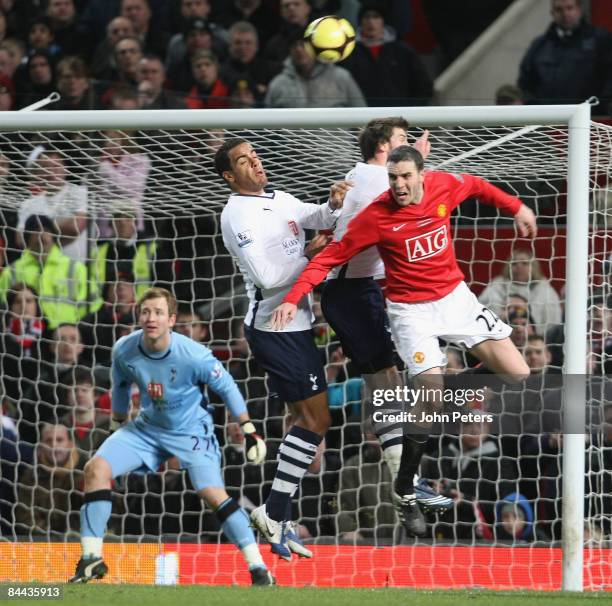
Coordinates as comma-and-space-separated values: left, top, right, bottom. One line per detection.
81, 537, 103, 558
242, 543, 265, 570
382, 443, 402, 480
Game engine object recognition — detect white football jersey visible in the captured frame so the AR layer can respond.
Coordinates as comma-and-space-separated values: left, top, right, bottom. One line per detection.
221, 190, 340, 331
328, 162, 388, 279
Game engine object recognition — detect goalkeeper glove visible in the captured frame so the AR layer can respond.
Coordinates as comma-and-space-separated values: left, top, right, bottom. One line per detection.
240, 421, 266, 464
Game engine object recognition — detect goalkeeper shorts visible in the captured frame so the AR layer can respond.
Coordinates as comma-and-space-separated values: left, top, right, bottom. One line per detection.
96, 419, 224, 491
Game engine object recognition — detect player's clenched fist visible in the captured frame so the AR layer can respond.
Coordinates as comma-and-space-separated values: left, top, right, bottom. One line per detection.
328, 180, 353, 209
240, 421, 267, 464
514, 204, 537, 238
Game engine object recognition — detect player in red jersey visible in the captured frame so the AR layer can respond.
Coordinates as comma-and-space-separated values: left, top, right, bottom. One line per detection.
271, 145, 536, 536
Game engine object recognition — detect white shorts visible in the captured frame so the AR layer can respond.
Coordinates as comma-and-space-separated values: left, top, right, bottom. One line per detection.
386, 281, 512, 377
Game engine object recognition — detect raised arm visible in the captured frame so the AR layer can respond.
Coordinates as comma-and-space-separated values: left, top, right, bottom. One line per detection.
294, 181, 352, 231
449, 172, 537, 238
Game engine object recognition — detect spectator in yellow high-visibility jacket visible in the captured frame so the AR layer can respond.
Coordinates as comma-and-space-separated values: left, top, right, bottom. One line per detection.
0, 215, 94, 329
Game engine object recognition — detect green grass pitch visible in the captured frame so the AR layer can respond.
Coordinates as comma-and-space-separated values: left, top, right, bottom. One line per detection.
37, 586, 612, 606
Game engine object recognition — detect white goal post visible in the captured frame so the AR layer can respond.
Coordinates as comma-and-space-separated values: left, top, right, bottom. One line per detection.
0, 103, 591, 591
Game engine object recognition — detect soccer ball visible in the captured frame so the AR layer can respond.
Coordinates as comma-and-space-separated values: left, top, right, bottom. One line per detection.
303, 16, 356, 64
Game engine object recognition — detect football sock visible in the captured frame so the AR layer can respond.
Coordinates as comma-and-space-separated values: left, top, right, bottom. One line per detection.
80, 490, 112, 558
375, 418, 403, 480
395, 436, 428, 495
364, 369, 404, 480
266, 425, 322, 522
381, 442, 402, 479
216, 498, 265, 570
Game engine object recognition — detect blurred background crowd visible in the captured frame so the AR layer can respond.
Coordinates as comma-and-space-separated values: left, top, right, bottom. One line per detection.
0, 0, 606, 112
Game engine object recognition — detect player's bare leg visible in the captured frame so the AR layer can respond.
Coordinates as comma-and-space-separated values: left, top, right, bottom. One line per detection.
199, 486, 275, 586
469, 337, 530, 381
69, 457, 113, 583
251, 392, 328, 561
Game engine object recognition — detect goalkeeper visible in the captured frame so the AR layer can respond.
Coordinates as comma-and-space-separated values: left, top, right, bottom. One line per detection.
69, 287, 274, 586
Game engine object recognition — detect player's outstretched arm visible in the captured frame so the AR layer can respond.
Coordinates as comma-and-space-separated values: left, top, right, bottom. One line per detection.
514, 204, 537, 238
274, 204, 380, 330
450, 174, 534, 237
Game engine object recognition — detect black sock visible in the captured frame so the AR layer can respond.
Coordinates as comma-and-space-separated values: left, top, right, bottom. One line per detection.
395, 435, 428, 495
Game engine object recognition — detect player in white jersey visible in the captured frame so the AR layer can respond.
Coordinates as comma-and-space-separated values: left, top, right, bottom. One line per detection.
216, 138, 351, 561
321, 118, 452, 525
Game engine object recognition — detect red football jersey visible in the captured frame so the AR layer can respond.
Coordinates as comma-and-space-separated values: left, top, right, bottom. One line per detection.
284, 171, 522, 305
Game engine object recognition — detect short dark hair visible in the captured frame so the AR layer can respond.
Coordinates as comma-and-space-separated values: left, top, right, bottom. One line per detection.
387, 145, 424, 171
140, 53, 164, 68
56, 55, 89, 79
358, 1, 388, 23
191, 49, 218, 66
176, 304, 203, 321
6, 283, 40, 315
495, 84, 523, 105
359, 117, 409, 162
24, 214, 57, 236
72, 367, 94, 387
214, 137, 247, 179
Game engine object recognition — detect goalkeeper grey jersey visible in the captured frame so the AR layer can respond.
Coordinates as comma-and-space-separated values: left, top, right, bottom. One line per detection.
328, 162, 387, 280
221, 190, 341, 332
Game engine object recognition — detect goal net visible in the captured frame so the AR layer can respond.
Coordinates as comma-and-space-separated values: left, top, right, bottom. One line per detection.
0, 107, 609, 590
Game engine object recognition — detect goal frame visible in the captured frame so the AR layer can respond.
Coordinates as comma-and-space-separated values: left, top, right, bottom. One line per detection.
0, 103, 590, 591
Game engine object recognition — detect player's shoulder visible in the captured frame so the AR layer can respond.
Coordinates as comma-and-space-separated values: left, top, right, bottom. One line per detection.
172, 331, 213, 358
113, 329, 141, 357
426, 171, 468, 185
344, 164, 360, 181
273, 189, 301, 205
223, 191, 287, 216
370, 188, 393, 208
221, 194, 261, 229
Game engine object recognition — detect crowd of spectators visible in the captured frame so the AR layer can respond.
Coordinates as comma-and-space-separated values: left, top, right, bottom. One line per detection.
0, 0, 611, 548
0, 0, 605, 112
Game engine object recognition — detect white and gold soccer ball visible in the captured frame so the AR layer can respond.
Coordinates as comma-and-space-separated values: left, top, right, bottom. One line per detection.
303, 16, 356, 64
